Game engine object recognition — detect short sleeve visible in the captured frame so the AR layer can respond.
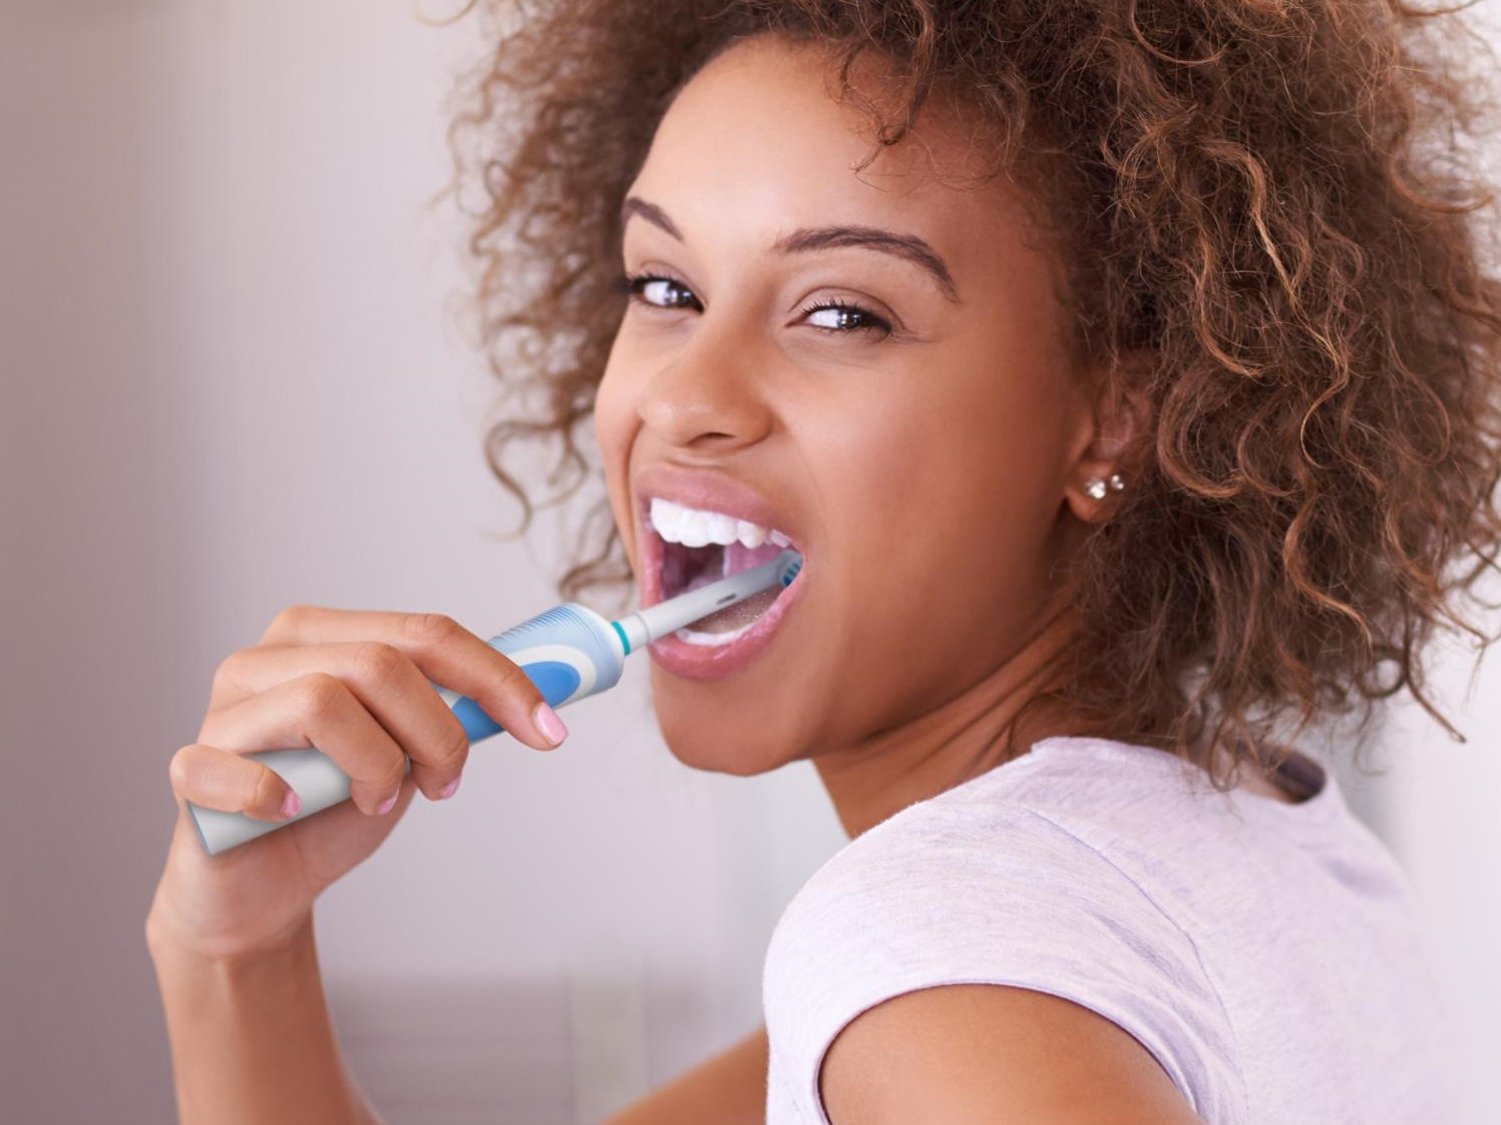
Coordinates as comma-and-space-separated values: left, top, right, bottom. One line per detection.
761, 803, 1248, 1124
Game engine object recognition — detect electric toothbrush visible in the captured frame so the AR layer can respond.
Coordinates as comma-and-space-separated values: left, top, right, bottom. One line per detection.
187, 549, 803, 855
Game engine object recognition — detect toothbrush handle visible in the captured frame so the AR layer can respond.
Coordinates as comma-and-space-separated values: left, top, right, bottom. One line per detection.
186, 604, 625, 856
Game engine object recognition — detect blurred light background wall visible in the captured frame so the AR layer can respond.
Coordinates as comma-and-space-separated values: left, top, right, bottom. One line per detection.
2, 2, 1497, 1122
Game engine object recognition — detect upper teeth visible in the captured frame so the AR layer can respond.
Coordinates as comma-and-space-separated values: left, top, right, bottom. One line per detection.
649, 497, 792, 550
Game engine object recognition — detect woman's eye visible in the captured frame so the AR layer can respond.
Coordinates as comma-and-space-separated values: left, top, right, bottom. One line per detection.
614, 272, 893, 339
615, 272, 701, 310
798, 299, 892, 338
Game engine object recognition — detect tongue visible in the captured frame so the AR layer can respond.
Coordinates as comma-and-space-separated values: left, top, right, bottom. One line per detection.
677, 539, 789, 633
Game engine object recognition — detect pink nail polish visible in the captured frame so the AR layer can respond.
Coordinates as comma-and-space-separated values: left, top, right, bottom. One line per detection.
438, 774, 463, 800
377, 791, 399, 815
533, 702, 568, 747
280, 790, 302, 819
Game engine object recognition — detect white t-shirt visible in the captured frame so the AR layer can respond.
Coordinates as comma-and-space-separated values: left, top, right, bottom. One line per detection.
761, 735, 1464, 1123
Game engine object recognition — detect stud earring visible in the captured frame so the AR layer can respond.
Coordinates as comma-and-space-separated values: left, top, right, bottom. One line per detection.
1085, 472, 1126, 500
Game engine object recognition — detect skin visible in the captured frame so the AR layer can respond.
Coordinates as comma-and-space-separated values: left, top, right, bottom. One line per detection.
594, 32, 1224, 1122
594, 32, 1141, 840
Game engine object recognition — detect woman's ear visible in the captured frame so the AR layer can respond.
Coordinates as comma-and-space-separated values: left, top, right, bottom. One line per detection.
1064, 354, 1153, 524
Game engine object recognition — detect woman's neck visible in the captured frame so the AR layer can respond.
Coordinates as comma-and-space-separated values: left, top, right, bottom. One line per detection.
811, 601, 1089, 838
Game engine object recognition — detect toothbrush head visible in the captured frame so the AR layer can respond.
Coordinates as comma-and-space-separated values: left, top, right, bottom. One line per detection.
611, 547, 805, 656
778, 551, 803, 587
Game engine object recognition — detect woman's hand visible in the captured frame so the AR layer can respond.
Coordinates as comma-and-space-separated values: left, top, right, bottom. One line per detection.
145, 606, 567, 959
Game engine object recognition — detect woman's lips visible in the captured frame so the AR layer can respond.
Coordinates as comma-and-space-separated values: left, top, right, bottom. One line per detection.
645, 564, 806, 680
636, 515, 807, 681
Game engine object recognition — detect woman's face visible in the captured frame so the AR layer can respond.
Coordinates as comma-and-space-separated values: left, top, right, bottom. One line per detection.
594, 34, 1102, 776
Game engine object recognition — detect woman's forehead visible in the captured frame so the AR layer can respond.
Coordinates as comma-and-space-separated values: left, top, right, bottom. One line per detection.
629, 39, 1051, 287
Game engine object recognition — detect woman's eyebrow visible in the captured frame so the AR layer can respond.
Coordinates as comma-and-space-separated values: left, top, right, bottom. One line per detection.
619, 195, 960, 304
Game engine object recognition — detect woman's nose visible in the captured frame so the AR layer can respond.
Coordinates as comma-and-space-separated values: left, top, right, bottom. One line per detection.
635, 332, 774, 455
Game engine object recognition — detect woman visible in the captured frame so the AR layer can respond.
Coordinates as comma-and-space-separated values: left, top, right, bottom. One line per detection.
146, 1, 1501, 1120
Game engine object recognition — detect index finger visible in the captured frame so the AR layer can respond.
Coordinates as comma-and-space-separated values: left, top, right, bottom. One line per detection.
259, 606, 568, 751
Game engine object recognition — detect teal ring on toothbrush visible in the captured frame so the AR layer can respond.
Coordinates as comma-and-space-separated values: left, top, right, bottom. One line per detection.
610, 619, 634, 656
186, 549, 802, 855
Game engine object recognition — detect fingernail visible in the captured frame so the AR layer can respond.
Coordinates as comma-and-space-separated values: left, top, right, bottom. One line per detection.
437, 773, 463, 800
377, 790, 399, 815
280, 790, 302, 819
533, 702, 568, 747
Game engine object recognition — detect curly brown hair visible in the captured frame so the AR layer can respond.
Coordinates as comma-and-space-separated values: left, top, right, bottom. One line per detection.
442, 0, 1501, 786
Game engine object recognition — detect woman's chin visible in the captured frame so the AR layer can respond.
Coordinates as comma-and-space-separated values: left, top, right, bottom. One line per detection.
646, 665, 802, 775
656, 716, 796, 777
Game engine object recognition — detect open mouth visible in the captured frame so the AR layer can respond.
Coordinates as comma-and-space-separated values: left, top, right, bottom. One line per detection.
660, 538, 790, 635
642, 495, 803, 644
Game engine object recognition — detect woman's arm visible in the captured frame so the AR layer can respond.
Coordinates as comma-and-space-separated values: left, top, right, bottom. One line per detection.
602, 1025, 768, 1125
821, 984, 1203, 1124
146, 912, 383, 1125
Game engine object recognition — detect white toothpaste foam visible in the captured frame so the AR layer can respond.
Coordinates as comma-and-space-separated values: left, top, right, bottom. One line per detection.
673, 619, 759, 647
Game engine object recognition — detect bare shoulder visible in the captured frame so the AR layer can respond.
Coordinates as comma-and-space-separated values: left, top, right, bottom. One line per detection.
820, 983, 1203, 1124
